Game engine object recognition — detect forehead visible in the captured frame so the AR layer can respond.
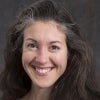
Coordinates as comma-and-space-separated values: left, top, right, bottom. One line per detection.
24, 19, 67, 34
23, 20, 67, 46
23, 20, 67, 42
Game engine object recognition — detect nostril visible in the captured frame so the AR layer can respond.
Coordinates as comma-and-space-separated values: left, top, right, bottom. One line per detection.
34, 48, 49, 64
35, 54, 48, 64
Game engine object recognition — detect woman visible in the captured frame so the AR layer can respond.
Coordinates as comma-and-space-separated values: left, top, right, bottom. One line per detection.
0, 0, 100, 100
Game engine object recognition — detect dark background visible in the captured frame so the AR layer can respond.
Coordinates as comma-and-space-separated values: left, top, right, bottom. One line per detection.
0, 0, 100, 89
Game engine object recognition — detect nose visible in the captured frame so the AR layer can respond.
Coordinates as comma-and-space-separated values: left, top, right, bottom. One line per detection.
35, 48, 49, 64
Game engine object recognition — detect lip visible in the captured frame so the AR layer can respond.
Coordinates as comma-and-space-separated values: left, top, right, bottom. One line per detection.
31, 65, 55, 76
35, 67, 52, 76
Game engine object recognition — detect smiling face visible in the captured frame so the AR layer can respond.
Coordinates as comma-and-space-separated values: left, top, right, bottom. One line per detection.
22, 20, 68, 89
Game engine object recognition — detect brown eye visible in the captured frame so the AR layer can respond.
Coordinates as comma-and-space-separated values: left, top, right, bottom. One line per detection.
49, 45, 60, 52
27, 43, 38, 49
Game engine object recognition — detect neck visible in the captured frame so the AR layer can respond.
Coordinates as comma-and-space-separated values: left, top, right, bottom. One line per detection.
22, 85, 52, 100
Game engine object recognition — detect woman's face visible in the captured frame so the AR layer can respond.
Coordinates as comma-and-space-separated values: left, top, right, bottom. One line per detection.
22, 20, 68, 89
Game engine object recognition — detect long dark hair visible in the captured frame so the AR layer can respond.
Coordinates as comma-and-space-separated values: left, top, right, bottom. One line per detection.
0, 0, 100, 100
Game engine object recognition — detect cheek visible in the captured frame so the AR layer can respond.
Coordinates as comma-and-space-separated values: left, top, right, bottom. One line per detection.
53, 51, 68, 70
22, 52, 34, 66
59, 54, 67, 69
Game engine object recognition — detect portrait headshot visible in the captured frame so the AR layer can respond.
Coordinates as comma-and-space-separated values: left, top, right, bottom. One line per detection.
0, 0, 100, 100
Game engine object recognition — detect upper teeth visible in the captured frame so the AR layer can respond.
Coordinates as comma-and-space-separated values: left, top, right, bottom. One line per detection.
35, 67, 51, 74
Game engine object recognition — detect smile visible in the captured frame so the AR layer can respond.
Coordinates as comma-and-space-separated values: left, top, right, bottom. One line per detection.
32, 66, 54, 75
35, 67, 51, 74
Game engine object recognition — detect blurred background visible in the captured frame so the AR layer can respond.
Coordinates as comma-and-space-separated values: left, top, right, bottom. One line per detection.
0, 0, 100, 89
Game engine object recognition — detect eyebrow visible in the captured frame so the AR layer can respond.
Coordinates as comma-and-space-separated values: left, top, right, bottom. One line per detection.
50, 41, 62, 44
25, 38, 62, 44
25, 38, 37, 43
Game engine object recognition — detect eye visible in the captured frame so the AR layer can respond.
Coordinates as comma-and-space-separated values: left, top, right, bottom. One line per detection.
27, 43, 38, 49
49, 45, 60, 52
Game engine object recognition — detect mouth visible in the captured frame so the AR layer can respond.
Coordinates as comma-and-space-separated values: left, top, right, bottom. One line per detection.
31, 65, 55, 75
36, 67, 52, 74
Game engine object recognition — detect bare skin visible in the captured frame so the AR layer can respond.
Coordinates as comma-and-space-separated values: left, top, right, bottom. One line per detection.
19, 20, 68, 100
19, 85, 53, 100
